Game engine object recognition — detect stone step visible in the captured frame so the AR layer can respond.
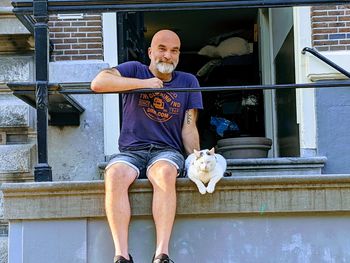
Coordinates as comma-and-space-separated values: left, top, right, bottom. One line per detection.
98, 156, 327, 178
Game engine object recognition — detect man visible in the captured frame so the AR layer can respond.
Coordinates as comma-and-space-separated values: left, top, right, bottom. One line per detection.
91, 29, 203, 263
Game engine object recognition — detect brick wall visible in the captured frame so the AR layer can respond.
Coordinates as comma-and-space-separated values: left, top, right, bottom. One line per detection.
312, 5, 350, 51
49, 14, 103, 61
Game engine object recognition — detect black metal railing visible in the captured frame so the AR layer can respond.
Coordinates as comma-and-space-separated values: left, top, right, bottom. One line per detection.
302, 47, 350, 79
9, 0, 350, 181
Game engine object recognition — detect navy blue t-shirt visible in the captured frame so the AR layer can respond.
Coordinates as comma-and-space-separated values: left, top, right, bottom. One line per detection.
116, 61, 203, 153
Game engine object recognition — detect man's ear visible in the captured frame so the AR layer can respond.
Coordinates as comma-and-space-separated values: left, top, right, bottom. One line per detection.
148, 47, 152, 59
194, 149, 201, 158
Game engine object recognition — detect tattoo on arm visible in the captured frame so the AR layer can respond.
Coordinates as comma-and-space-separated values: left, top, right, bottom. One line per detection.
186, 111, 192, 124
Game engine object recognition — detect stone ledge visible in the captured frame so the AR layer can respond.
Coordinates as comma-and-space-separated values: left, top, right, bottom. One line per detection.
2, 174, 350, 220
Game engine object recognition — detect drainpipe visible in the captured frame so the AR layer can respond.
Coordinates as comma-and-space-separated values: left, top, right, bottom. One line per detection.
33, 0, 52, 181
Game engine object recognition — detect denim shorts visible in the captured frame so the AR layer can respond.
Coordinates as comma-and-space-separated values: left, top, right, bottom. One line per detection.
105, 144, 185, 179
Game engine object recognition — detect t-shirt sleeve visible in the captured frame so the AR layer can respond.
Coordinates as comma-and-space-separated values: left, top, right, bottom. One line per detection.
114, 61, 140, 78
187, 75, 203, 110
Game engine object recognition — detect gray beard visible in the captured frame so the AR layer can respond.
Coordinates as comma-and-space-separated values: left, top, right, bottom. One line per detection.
156, 62, 176, 74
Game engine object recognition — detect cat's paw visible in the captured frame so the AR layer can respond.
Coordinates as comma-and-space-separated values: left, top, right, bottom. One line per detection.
206, 185, 216, 193
197, 185, 207, 194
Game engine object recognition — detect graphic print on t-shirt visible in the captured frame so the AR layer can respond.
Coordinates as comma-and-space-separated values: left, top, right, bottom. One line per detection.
138, 92, 181, 122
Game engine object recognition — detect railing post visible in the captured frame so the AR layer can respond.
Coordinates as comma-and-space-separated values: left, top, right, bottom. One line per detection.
33, 0, 52, 181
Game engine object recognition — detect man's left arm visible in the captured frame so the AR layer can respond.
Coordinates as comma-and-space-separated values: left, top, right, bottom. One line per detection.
182, 109, 200, 155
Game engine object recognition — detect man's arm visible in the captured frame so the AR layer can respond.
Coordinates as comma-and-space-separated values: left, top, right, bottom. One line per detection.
90, 67, 163, 93
182, 109, 200, 155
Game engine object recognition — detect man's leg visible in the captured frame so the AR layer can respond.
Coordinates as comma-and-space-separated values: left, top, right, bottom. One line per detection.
148, 160, 178, 257
105, 163, 138, 260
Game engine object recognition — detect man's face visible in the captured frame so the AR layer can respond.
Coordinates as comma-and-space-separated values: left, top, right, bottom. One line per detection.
149, 32, 181, 74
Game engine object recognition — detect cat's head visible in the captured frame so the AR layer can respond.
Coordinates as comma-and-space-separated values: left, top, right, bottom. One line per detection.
193, 148, 216, 172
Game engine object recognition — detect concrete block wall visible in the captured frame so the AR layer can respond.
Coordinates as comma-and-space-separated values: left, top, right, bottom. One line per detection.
312, 5, 350, 51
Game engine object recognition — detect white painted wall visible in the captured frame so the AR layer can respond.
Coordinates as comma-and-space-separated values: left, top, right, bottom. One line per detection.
102, 13, 120, 156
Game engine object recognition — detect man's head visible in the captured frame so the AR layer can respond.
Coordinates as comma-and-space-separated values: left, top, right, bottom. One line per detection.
148, 30, 181, 78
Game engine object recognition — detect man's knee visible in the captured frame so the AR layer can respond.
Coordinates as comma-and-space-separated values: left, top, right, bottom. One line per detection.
148, 161, 177, 186
105, 163, 137, 189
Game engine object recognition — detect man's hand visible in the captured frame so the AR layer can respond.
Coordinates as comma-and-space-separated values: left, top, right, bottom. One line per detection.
143, 77, 164, 88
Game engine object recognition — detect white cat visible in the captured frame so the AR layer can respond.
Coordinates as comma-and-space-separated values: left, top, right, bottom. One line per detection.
185, 148, 227, 194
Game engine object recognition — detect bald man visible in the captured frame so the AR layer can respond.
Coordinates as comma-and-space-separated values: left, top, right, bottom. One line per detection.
91, 30, 203, 263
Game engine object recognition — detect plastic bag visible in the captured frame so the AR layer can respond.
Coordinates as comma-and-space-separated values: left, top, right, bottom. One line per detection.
210, 117, 239, 137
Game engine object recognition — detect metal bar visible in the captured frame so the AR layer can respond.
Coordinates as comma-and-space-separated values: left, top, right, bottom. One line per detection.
302, 47, 350, 79
12, 0, 350, 14
33, 0, 52, 181
56, 80, 350, 94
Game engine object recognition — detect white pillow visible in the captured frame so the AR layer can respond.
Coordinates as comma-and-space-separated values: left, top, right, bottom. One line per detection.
198, 37, 251, 58
198, 45, 220, 58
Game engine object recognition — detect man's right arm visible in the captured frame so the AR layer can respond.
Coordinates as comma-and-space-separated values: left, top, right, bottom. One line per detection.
90, 67, 163, 93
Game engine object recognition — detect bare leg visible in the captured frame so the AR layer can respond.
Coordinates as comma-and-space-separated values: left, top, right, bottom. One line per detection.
105, 163, 138, 260
148, 161, 178, 257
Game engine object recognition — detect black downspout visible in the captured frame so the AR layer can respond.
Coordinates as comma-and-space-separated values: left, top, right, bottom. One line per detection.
33, 0, 52, 181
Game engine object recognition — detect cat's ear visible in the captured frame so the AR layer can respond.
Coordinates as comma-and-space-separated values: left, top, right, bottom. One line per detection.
209, 147, 215, 155
194, 149, 201, 158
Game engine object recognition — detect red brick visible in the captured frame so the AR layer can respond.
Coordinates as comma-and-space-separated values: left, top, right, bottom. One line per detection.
87, 43, 102, 49
71, 22, 87, 26
314, 46, 330, 51
64, 50, 79, 55
79, 49, 102, 55
72, 55, 88, 60
54, 56, 72, 61
78, 27, 100, 32
53, 33, 70, 38
88, 55, 103, 60
64, 27, 78, 32
314, 40, 338, 45
83, 15, 102, 20
339, 40, 350, 45
339, 16, 350, 21
64, 38, 78, 43
313, 34, 329, 40
313, 28, 338, 34
328, 22, 346, 27
55, 44, 71, 50
50, 27, 63, 33
54, 21, 70, 27
80, 38, 102, 43
87, 21, 102, 27
71, 33, 87, 37
330, 45, 346, 51
87, 33, 102, 38
312, 16, 337, 23
328, 10, 345, 15
311, 11, 327, 16
72, 44, 87, 49
339, 27, 350, 33
312, 22, 329, 28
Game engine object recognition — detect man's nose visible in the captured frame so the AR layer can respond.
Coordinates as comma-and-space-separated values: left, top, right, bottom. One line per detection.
163, 51, 171, 59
